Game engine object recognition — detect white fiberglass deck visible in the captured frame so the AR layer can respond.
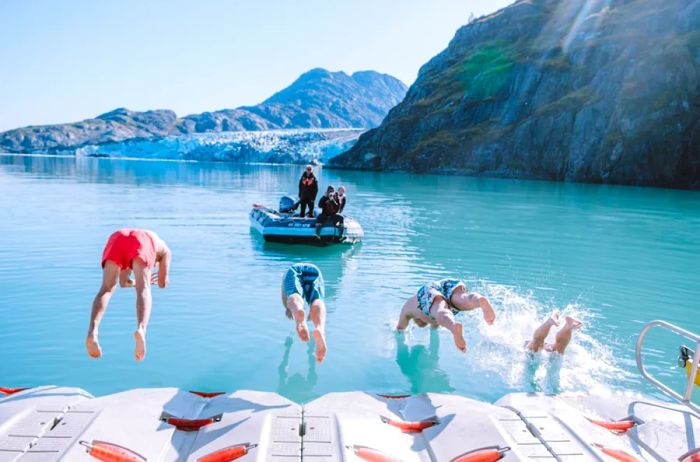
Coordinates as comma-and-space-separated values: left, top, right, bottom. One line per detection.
0, 386, 697, 461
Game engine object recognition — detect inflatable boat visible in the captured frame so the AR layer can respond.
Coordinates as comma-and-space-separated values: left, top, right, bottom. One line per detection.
249, 196, 363, 244
1, 320, 697, 461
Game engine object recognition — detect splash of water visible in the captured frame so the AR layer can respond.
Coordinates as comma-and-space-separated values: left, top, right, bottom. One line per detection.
393, 282, 630, 396
467, 283, 630, 395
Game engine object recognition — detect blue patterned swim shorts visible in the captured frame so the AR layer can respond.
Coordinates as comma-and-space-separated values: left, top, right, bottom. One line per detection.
416, 278, 467, 318
283, 263, 325, 305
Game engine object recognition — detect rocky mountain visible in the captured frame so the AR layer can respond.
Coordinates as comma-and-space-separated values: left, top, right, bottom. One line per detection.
0, 69, 406, 154
177, 69, 407, 133
331, 0, 700, 189
0, 109, 178, 154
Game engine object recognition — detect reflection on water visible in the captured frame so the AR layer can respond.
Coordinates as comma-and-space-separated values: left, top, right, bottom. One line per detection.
277, 336, 318, 402
395, 330, 454, 394
524, 351, 564, 394
0, 154, 698, 403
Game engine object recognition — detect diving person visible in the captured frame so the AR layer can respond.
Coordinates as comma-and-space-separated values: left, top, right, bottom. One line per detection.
315, 185, 344, 239
396, 278, 496, 352
281, 263, 328, 363
86, 229, 171, 361
298, 165, 319, 218
526, 310, 582, 355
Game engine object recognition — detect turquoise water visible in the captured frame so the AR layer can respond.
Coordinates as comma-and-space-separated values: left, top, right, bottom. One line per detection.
0, 154, 698, 405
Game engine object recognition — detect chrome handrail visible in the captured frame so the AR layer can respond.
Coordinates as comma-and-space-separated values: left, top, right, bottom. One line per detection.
636, 320, 700, 415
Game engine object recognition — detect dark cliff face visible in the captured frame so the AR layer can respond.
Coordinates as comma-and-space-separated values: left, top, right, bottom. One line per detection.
0, 69, 407, 153
331, 0, 700, 189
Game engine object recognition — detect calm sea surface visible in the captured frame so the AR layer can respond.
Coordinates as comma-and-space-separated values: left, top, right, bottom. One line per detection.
0, 154, 698, 404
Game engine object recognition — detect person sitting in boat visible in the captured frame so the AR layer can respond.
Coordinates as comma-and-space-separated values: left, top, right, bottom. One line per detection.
298, 165, 318, 218
396, 278, 496, 353
281, 263, 327, 363
315, 185, 344, 239
526, 310, 582, 355
337, 185, 347, 213
86, 229, 171, 361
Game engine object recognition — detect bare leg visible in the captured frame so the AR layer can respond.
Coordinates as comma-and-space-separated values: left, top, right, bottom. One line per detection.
430, 298, 466, 353
547, 316, 582, 355
132, 260, 152, 361
526, 310, 560, 352
86, 262, 120, 358
309, 299, 327, 363
286, 294, 309, 342
450, 288, 496, 325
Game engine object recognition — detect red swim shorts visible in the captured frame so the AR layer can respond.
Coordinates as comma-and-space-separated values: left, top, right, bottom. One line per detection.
101, 229, 157, 270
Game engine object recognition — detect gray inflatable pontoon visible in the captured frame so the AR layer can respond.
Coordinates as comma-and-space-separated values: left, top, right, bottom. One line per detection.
250, 206, 363, 244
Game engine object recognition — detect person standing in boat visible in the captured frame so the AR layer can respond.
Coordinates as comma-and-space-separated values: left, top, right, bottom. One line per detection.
86, 229, 171, 361
337, 185, 347, 214
298, 165, 318, 218
315, 185, 344, 239
281, 263, 328, 363
396, 279, 496, 353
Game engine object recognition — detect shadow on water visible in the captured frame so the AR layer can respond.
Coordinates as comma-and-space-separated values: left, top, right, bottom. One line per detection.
395, 330, 454, 394
277, 335, 318, 403
523, 351, 563, 394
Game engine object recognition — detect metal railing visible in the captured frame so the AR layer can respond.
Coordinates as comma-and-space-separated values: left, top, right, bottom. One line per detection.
636, 320, 700, 415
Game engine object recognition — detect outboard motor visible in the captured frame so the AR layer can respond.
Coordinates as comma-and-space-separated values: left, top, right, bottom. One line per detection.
278, 195, 298, 213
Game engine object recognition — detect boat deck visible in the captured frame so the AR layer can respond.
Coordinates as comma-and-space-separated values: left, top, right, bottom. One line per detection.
0, 386, 697, 461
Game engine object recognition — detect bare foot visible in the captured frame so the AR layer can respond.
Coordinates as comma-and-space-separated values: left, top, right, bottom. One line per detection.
482, 304, 496, 325
563, 316, 582, 330
453, 322, 467, 353
548, 310, 561, 327
86, 335, 102, 359
312, 329, 327, 363
293, 308, 309, 342
296, 322, 310, 342
134, 330, 147, 361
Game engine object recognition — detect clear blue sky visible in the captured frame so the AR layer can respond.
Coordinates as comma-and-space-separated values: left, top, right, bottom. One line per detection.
0, 0, 512, 131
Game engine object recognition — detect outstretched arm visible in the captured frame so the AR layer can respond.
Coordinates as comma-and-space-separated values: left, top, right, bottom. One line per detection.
396, 304, 412, 331
157, 246, 171, 288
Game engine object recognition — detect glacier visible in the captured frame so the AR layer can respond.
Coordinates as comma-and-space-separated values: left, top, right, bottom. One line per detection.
75, 128, 364, 164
